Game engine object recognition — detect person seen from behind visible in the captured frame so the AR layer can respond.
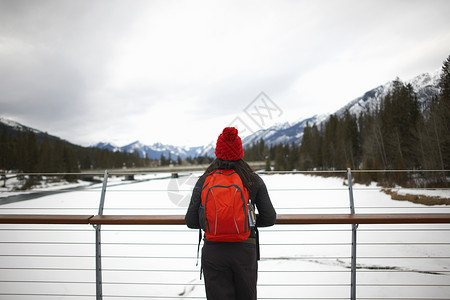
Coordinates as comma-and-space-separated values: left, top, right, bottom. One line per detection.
185, 127, 277, 300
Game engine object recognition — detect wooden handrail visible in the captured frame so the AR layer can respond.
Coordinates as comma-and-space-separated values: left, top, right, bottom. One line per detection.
90, 214, 186, 225
0, 214, 94, 224
275, 213, 450, 224
0, 213, 449, 225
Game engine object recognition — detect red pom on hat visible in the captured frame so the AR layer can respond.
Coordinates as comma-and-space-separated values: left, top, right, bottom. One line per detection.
215, 127, 244, 161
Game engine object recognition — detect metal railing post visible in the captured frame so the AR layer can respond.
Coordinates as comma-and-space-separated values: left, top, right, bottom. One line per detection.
98, 170, 108, 216
347, 168, 358, 300
95, 224, 102, 299
95, 170, 108, 300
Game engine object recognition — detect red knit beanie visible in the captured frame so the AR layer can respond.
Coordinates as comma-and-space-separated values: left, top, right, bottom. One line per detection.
215, 127, 244, 161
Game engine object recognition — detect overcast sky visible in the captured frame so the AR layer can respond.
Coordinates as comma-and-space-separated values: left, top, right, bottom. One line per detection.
1, 0, 449, 147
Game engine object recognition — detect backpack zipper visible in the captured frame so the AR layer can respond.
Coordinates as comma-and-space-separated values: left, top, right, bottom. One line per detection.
233, 188, 240, 234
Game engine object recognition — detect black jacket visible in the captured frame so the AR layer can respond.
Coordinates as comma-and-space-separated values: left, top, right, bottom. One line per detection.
185, 171, 277, 230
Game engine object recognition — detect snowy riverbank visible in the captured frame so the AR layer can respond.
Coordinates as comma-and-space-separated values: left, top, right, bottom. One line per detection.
0, 173, 449, 299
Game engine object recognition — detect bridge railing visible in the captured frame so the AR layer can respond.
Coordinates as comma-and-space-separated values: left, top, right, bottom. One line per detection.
1, 214, 449, 299
0, 169, 449, 299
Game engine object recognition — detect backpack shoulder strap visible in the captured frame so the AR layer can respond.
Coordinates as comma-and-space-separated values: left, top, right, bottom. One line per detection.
196, 228, 202, 266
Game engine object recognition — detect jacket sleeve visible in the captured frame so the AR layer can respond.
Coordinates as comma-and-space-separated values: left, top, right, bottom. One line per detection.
252, 175, 277, 227
184, 175, 206, 229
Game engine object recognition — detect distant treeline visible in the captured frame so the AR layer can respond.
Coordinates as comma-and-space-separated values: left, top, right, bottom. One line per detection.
244, 55, 450, 186
0, 130, 153, 175
0, 125, 215, 177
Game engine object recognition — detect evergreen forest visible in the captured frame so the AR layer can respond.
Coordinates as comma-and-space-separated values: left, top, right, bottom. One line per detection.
0, 130, 152, 176
244, 55, 450, 185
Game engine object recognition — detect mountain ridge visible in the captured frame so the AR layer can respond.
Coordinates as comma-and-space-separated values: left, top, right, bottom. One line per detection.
92, 140, 207, 160
0, 116, 74, 145
243, 69, 441, 148
1, 69, 441, 160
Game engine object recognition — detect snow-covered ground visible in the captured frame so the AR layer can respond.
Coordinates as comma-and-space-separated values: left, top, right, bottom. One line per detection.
0, 176, 92, 197
0, 173, 449, 299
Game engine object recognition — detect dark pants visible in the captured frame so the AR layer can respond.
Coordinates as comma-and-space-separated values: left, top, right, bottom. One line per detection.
201, 241, 258, 300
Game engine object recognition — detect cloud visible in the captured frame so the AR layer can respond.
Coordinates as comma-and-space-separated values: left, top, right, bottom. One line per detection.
1, 0, 450, 147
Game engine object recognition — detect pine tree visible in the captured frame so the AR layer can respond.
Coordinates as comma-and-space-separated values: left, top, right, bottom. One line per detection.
342, 111, 360, 169
274, 144, 287, 171
160, 153, 167, 166
0, 125, 12, 170
24, 130, 39, 173
437, 55, 450, 169
265, 156, 271, 171
440, 55, 450, 103
321, 115, 338, 169
37, 133, 52, 172
298, 122, 314, 170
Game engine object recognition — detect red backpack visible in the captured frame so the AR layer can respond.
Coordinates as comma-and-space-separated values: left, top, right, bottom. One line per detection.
200, 169, 252, 242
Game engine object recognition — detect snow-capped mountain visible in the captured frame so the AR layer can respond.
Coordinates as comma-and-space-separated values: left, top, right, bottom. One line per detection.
0, 117, 42, 135
0, 117, 69, 144
334, 69, 441, 118
94, 142, 120, 152
407, 69, 441, 110
241, 69, 441, 148
94, 69, 441, 157
241, 116, 321, 148
94, 141, 206, 160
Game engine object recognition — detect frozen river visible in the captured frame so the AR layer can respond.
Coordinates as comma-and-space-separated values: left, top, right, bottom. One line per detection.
1, 173, 449, 299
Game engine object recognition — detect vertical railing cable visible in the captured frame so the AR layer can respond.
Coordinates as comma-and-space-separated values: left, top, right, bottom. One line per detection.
347, 168, 357, 300
95, 170, 108, 300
